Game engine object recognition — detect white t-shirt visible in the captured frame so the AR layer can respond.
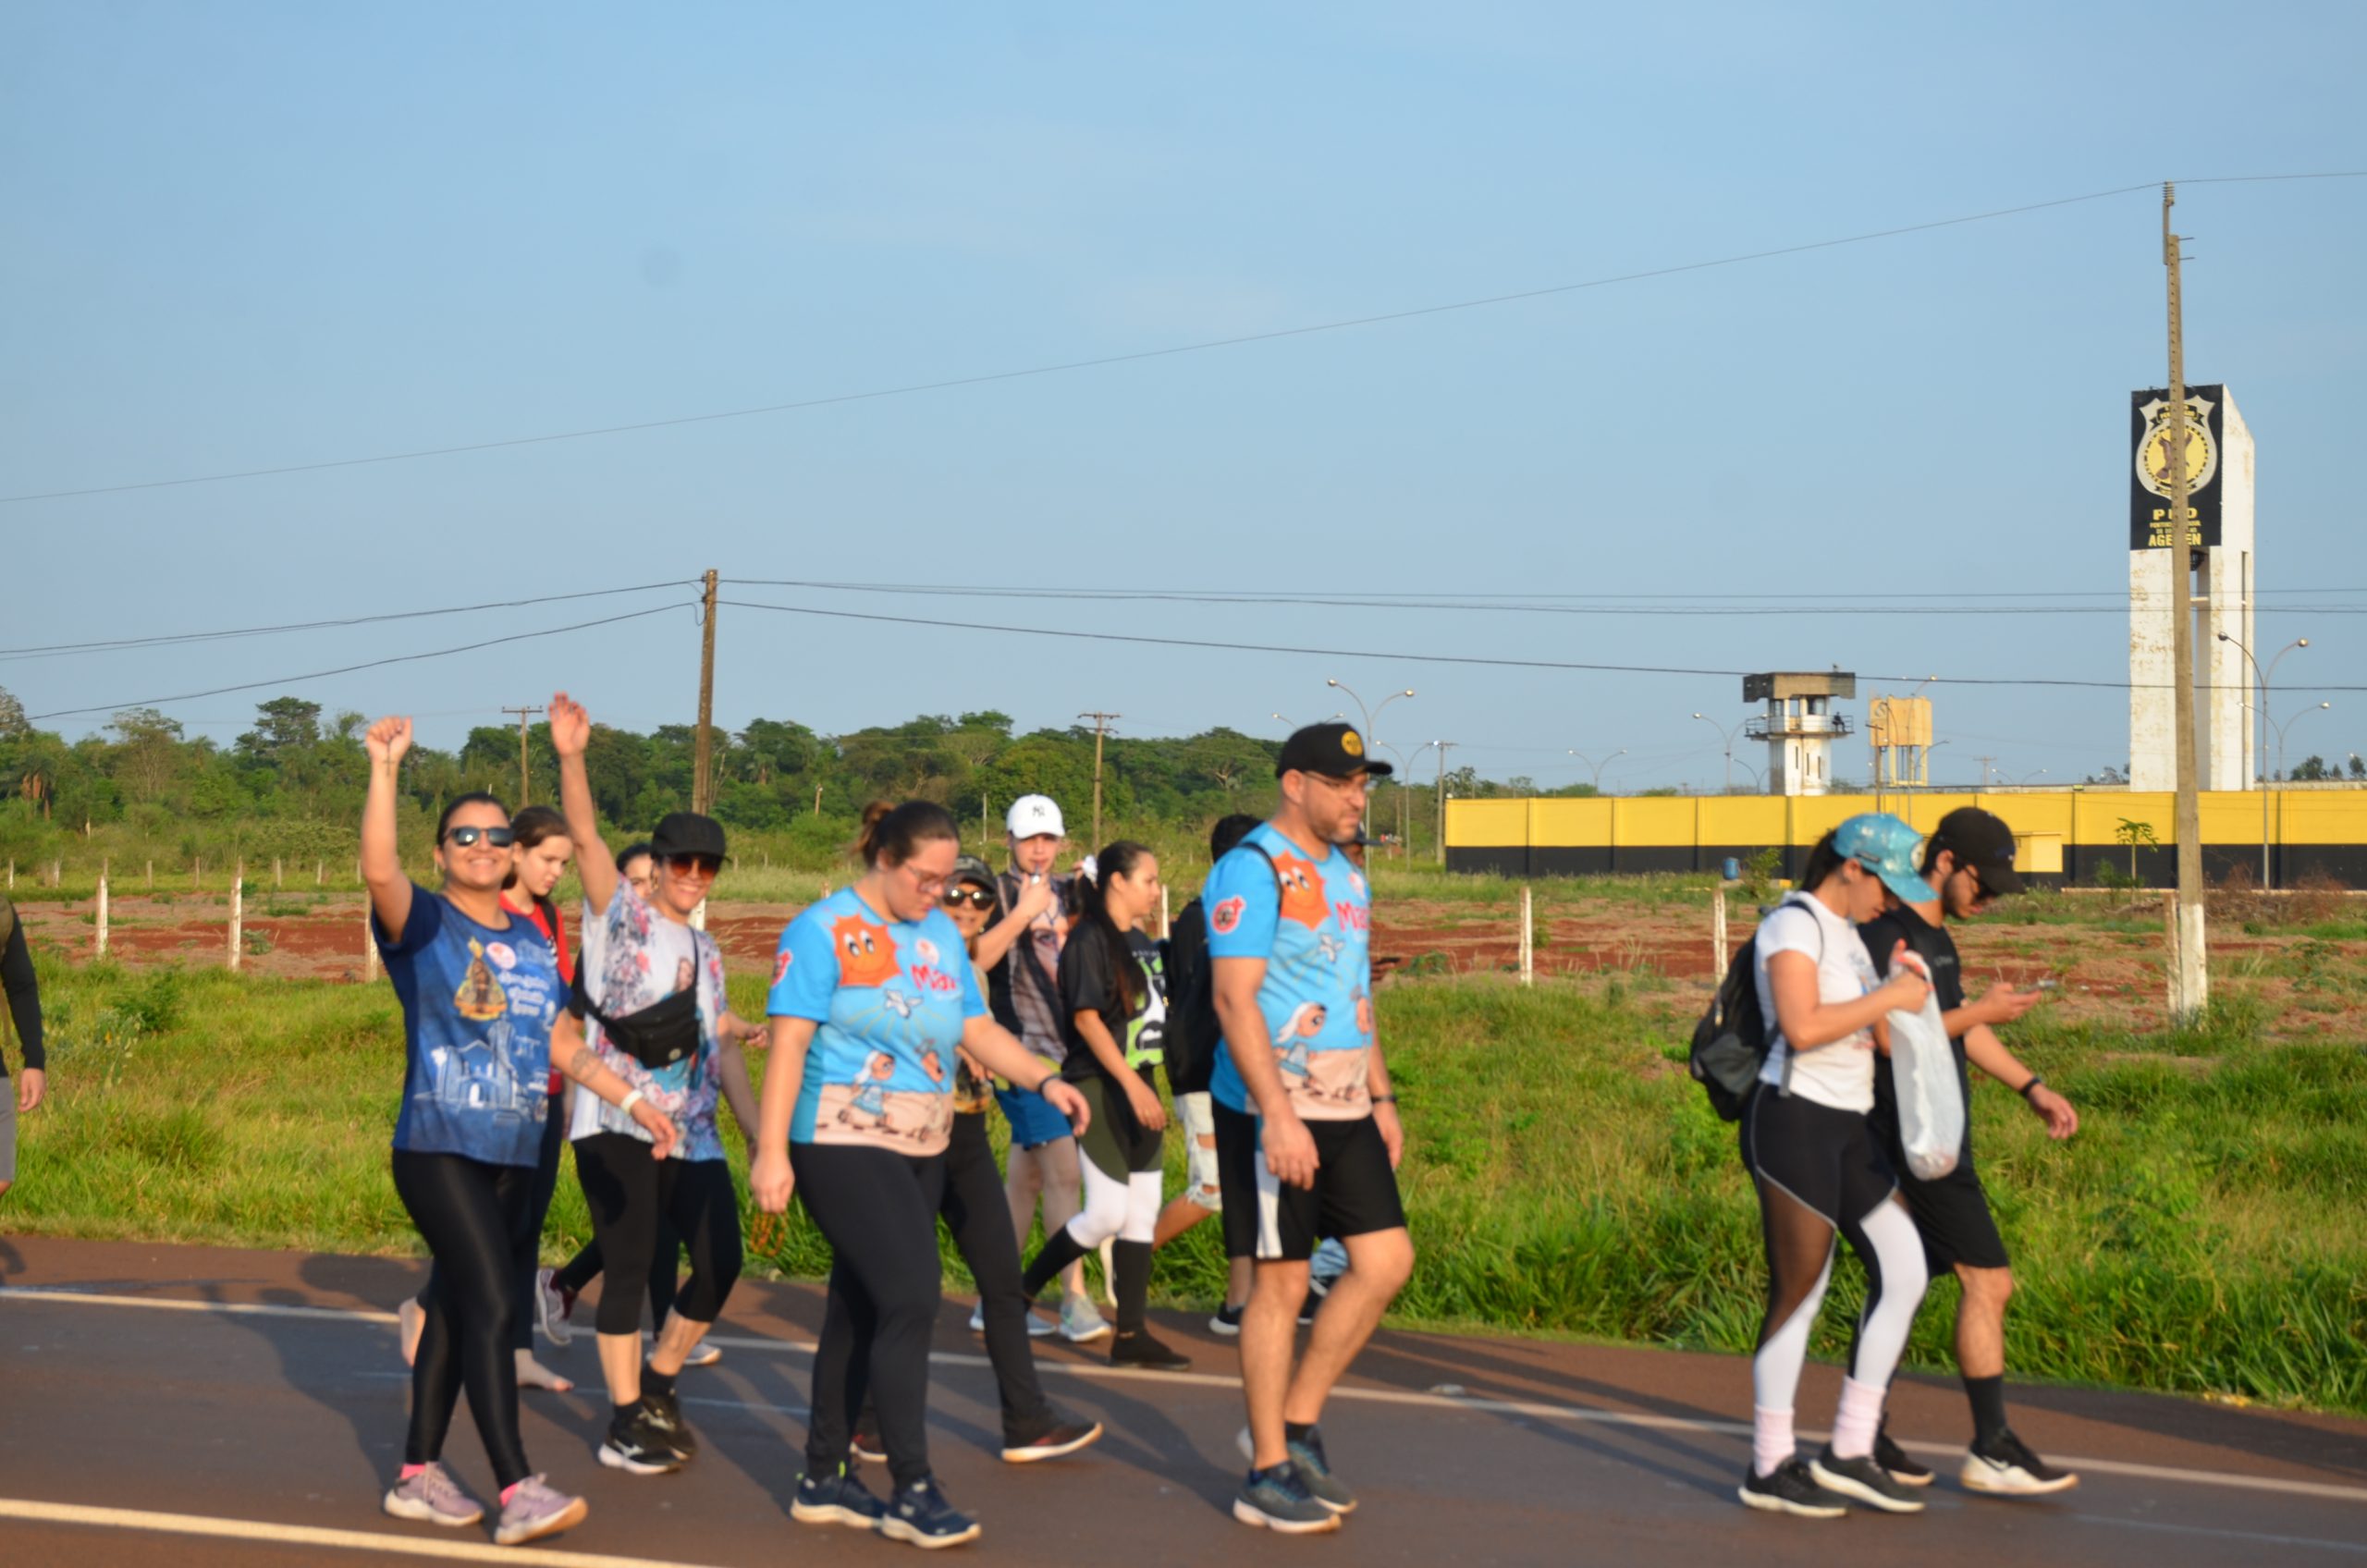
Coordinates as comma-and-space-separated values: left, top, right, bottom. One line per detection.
1752, 892, 1882, 1112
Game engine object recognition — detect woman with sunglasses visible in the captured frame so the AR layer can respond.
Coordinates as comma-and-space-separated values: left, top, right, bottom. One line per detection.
751, 802, 1094, 1549
1735, 814, 1935, 1520
363, 717, 675, 1547
550, 692, 763, 1476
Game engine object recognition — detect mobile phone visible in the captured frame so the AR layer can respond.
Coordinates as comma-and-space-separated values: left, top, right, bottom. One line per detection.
2030, 979, 2058, 991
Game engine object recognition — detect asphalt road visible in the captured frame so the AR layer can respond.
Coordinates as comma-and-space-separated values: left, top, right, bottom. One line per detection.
3, 1236, 2362, 1566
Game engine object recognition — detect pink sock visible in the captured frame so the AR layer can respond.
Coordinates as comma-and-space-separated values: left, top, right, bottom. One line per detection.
398, 1464, 427, 1481
500, 1481, 522, 1507
1751, 1406, 1795, 1477
1831, 1376, 1886, 1460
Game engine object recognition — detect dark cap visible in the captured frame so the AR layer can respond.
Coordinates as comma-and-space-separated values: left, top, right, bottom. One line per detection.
950, 854, 998, 892
1931, 807, 2023, 895
1276, 722, 1393, 780
650, 812, 728, 861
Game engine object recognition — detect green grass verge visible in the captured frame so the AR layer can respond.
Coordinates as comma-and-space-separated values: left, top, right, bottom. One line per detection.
10, 957, 2364, 1415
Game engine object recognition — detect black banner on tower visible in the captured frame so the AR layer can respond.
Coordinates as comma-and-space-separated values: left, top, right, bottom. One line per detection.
2130, 385, 2226, 549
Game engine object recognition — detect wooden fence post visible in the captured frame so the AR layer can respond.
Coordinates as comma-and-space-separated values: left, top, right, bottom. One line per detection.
1160, 885, 1171, 940
194, 856, 202, 890
315, 859, 325, 886
228, 867, 244, 972
274, 856, 283, 888
146, 859, 154, 889
97, 869, 110, 959
1518, 885, 1535, 986
1711, 885, 1728, 973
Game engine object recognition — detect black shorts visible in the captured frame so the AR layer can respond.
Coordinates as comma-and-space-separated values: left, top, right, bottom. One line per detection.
1740, 1087, 1898, 1229
1894, 1162, 2010, 1272
1213, 1101, 1405, 1263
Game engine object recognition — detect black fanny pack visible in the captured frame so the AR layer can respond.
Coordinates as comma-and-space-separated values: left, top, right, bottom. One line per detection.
577, 974, 701, 1072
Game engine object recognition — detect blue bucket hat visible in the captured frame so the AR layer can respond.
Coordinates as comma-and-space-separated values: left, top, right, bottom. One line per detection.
1833, 814, 1938, 904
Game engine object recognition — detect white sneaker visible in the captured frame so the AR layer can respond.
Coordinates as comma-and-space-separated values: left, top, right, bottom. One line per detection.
971, 1301, 1055, 1337
1960, 1429, 2079, 1496
533, 1268, 573, 1348
1059, 1293, 1111, 1343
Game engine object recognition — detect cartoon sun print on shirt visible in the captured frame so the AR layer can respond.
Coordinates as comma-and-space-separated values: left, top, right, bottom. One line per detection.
1274, 1001, 1327, 1081
1271, 853, 1329, 929
454, 938, 509, 1023
831, 913, 901, 988
836, 1050, 900, 1133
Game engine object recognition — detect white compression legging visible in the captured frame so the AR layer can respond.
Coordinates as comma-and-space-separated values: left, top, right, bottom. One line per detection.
1066, 1161, 1163, 1247
1751, 1194, 1927, 1412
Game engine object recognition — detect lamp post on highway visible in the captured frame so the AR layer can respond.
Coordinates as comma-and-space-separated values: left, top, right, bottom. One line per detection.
2018, 768, 2049, 786
2219, 631, 2309, 886
1328, 678, 1415, 830
1568, 748, 1626, 792
1690, 712, 1748, 794
2270, 701, 2332, 887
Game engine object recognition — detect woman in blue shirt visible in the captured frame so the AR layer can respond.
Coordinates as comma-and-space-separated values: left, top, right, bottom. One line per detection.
362, 716, 674, 1548
750, 800, 1091, 1550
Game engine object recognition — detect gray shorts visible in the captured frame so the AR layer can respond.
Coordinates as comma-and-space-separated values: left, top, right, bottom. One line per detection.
0, 1084, 17, 1185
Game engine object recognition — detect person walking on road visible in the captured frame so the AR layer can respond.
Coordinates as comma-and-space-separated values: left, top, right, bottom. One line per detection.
987, 795, 1108, 1341
1735, 815, 1936, 1520
1207, 724, 1416, 1535
852, 853, 1105, 1465
1858, 807, 2080, 1497
363, 716, 675, 1547
549, 692, 758, 1476
1020, 841, 1191, 1370
0, 891, 45, 1206
751, 800, 1094, 1550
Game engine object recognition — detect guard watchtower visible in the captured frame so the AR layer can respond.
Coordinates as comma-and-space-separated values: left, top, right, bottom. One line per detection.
1745, 671, 1856, 797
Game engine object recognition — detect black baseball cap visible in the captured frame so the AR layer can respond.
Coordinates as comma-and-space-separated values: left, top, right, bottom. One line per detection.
1931, 807, 2023, 895
949, 855, 998, 892
1276, 722, 1393, 780
651, 812, 728, 862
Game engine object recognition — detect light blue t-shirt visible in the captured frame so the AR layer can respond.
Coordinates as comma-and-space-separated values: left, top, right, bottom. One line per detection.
766, 888, 986, 1157
376, 887, 560, 1167
1203, 824, 1376, 1121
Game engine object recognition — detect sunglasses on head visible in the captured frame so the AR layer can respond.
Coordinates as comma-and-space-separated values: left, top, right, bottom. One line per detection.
443, 826, 515, 848
942, 887, 996, 910
665, 853, 723, 877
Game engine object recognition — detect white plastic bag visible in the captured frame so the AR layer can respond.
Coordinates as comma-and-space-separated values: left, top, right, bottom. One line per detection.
1885, 953, 1964, 1181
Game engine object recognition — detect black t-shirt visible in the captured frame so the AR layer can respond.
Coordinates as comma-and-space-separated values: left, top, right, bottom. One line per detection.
1056, 928, 1168, 1090
1860, 904, 1971, 1161
1163, 896, 1217, 1096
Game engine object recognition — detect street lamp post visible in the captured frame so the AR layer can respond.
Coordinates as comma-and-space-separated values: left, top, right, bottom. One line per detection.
1690, 712, 1748, 794
2219, 632, 2310, 886
1373, 742, 1413, 857
2017, 768, 2049, 786
1567, 748, 1626, 792
1407, 741, 1443, 860
2271, 702, 2333, 887
1328, 679, 1415, 829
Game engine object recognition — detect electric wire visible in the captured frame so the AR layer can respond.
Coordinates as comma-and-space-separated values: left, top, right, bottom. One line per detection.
11, 171, 2361, 507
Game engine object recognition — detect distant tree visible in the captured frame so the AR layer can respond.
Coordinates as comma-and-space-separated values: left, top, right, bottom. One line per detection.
2351, 753, 2366, 781
2084, 765, 2127, 786
109, 707, 187, 802
0, 685, 28, 740
238, 696, 323, 762
2289, 755, 2333, 782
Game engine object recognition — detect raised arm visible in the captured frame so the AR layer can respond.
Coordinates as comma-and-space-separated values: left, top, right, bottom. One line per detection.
361, 717, 416, 945
548, 692, 618, 915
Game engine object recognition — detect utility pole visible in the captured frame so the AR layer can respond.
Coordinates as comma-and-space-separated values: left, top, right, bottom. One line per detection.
500, 704, 544, 804
1433, 741, 1456, 866
1974, 754, 1996, 789
693, 569, 719, 815
1079, 712, 1121, 850
2164, 183, 2208, 1022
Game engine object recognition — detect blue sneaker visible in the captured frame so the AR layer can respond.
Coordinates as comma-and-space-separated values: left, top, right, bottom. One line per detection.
881, 1476, 981, 1549
791, 1466, 887, 1530
1235, 1425, 1356, 1513
1233, 1463, 1341, 1534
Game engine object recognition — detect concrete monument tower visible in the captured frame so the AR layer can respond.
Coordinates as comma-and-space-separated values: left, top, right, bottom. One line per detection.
2129, 384, 2255, 790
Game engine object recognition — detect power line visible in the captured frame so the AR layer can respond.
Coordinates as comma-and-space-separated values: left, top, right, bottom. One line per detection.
733, 580, 2367, 601
25, 603, 693, 723
717, 596, 2367, 694
13, 171, 2361, 508
0, 582, 694, 663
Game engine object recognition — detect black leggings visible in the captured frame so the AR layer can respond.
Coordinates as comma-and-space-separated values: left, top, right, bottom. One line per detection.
411, 1106, 566, 1353
795, 1142, 946, 1491
553, 1229, 681, 1329
571, 1133, 743, 1338
860, 1111, 1052, 1446
391, 1149, 534, 1488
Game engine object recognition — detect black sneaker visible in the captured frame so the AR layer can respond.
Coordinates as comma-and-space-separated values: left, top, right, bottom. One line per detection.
642, 1388, 697, 1459
1208, 1304, 1245, 1336
598, 1404, 686, 1475
1000, 1417, 1104, 1464
880, 1476, 981, 1549
1109, 1329, 1192, 1372
1738, 1456, 1848, 1518
1961, 1428, 2079, 1496
1233, 1463, 1341, 1534
1874, 1425, 1934, 1487
1809, 1445, 1927, 1513
792, 1465, 887, 1529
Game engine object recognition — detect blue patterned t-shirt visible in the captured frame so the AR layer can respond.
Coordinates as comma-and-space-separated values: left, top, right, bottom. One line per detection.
766, 888, 986, 1157
376, 887, 560, 1166
1203, 823, 1375, 1121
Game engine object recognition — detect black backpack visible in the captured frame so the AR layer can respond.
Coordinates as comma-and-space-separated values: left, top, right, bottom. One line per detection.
1687, 896, 1816, 1121
1163, 897, 1216, 1095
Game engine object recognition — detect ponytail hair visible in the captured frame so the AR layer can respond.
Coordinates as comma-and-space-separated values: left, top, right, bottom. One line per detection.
1076, 840, 1153, 1015
1796, 829, 1847, 895
856, 799, 961, 868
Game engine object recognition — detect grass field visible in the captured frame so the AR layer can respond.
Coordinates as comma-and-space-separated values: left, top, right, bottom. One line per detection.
9, 930, 2364, 1418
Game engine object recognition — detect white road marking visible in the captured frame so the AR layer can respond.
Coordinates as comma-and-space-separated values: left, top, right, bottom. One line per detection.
9, 1285, 2367, 1506
2073, 1512, 2367, 1555
0, 1497, 725, 1567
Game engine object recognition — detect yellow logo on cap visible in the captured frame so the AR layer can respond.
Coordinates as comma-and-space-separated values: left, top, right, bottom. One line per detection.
1341, 730, 1365, 757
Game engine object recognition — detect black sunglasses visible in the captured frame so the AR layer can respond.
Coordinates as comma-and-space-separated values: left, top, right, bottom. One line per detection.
444, 826, 515, 848
665, 853, 723, 877
942, 887, 996, 910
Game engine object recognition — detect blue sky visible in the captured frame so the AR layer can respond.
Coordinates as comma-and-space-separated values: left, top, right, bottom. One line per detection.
5, 3, 2362, 790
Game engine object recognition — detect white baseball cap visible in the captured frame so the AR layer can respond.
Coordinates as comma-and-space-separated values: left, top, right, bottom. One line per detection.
1006, 794, 1065, 839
